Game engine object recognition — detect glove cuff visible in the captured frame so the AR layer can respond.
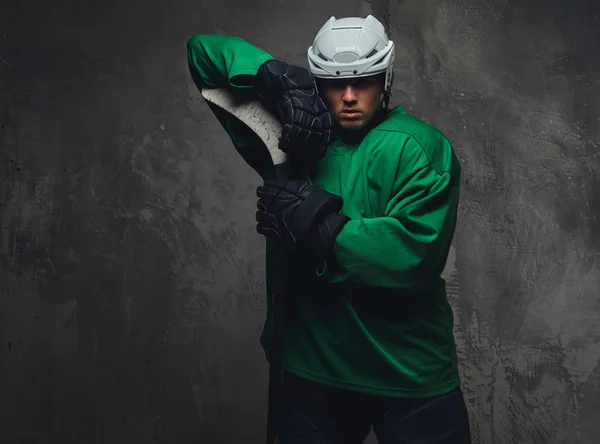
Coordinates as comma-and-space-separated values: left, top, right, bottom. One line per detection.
255, 59, 287, 115
310, 212, 351, 263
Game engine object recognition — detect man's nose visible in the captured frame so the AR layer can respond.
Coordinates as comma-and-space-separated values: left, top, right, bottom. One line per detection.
342, 86, 357, 103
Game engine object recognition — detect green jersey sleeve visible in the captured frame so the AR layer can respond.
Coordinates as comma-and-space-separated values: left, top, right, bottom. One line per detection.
332, 136, 460, 291
186, 34, 278, 179
186, 34, 273, 89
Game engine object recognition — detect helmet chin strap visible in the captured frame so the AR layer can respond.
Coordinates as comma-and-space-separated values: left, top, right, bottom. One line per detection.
380, 73, 393, 109
380, 91, 390, 109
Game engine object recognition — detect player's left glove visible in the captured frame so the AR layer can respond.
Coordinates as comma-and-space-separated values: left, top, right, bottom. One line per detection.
255, 180, 350, 262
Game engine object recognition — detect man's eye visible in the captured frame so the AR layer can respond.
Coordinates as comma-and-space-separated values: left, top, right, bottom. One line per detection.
325, 81, 344, 89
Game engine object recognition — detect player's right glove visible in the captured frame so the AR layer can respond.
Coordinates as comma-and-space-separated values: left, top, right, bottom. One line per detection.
255, 59, 333, 164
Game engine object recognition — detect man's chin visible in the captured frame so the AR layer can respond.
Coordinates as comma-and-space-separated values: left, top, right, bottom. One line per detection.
336, 119, 366, 131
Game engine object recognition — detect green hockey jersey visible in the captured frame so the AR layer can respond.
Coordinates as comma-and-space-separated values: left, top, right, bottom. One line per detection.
187, 34, 462, 398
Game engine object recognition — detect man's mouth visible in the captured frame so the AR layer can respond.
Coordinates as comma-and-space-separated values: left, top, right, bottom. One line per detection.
340, 110, 361, 118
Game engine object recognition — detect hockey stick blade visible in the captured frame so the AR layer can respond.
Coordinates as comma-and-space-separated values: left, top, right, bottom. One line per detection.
201, 87, 287, 166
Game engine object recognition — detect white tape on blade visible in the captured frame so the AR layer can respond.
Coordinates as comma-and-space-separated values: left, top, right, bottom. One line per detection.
201, 88, 287, 166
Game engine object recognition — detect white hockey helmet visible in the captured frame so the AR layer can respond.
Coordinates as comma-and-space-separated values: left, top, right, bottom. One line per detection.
307, 15, 395, 104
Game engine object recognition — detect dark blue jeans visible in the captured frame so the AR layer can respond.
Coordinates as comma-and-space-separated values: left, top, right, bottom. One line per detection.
277, 372, 471, 444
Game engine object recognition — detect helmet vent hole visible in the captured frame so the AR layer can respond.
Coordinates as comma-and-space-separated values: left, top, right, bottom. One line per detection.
366, 49, 378, 59
353, 70, 357, 74
336, 71, 340, 75
317, 53, 328, 61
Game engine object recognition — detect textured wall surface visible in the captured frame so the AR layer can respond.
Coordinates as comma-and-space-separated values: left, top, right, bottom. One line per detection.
1, 0, 599, 443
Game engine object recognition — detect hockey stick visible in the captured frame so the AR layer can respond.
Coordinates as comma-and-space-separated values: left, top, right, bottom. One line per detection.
201, 87, 288, 444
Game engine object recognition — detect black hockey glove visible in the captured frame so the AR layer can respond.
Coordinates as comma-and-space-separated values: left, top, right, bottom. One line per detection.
255, 180, 350, 262
255, 59, 333, 164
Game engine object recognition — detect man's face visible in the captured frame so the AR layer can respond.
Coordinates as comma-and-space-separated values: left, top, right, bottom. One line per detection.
318, 74, 384, 131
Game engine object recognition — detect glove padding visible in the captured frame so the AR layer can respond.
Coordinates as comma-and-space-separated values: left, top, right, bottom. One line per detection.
255, 60, 333, 163
256, 180, 350, 262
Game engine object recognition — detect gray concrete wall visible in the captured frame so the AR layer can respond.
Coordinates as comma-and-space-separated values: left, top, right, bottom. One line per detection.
1, 0, 598, 443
